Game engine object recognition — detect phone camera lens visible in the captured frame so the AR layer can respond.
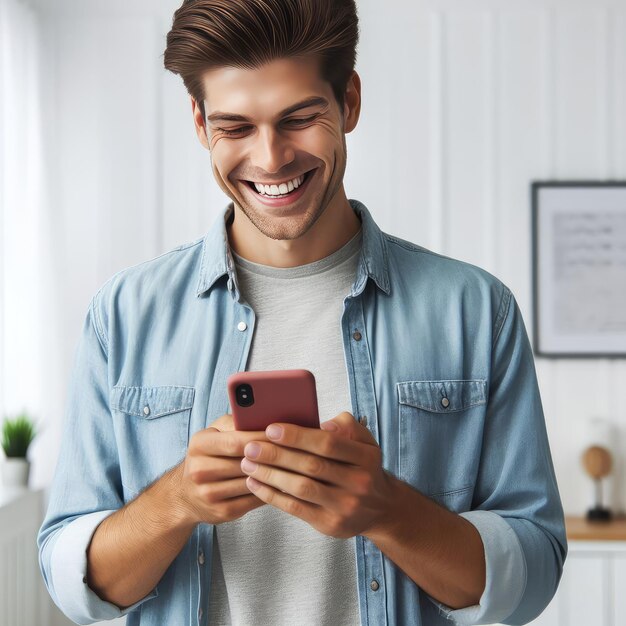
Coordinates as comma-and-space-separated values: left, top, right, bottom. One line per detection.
236, 384, 254, 407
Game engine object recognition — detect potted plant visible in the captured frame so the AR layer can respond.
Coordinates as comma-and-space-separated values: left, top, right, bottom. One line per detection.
1, 411, 38, 487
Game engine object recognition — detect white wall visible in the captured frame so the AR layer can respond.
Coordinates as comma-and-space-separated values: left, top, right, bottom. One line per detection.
0, 0, 48, 469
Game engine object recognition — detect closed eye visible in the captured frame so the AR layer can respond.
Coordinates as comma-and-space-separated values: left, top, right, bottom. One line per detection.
218, 115, 319, 137
285, 115, 318, 126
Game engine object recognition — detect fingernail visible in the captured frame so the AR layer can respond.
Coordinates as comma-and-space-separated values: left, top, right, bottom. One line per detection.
266, 425, 283, 440
245, 442, 261, 459
321, 421, 338, 431
241, 457, 258, 472
247, 476, 261, 491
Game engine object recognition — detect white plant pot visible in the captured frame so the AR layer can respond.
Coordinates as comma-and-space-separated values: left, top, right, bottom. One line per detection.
1, 457, 30, 487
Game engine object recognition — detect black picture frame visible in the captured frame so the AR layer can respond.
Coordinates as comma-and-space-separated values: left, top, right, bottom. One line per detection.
531, 180, 626, 358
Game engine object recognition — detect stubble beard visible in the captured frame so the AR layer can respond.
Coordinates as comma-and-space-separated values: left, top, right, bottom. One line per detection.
235, 154, 345, 242
222, 134, 347, 242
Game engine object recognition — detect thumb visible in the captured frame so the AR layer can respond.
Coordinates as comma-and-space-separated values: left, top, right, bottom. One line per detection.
320, 412, 356, 433
321, 412, 377, 445
207, 412, 236, 432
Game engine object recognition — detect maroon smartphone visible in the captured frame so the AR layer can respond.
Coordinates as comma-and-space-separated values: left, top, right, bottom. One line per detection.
226, 369, 320, 431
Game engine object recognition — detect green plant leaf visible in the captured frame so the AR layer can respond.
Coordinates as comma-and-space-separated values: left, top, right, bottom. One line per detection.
2, 413, 37, 458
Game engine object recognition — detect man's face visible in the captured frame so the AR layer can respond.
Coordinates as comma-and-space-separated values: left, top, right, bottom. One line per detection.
194, 56, 359, 241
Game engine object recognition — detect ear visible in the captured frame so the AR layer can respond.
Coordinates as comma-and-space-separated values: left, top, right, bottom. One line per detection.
191, 96, 210, 150
343, 70, 361, 134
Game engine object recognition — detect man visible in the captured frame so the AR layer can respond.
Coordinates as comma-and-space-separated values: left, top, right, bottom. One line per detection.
37, 1, 567, 625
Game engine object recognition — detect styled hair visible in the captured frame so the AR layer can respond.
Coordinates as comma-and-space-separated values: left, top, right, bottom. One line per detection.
163, 0, 359, 121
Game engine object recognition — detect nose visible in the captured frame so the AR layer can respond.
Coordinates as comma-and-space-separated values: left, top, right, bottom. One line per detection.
250, 125, 296, 177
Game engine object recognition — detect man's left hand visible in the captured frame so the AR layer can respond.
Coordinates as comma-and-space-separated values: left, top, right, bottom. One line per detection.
240, 412, 398, 539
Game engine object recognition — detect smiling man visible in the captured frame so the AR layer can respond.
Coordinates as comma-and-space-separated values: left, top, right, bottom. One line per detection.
200, 58, 361, 265
37, 1, 567, 625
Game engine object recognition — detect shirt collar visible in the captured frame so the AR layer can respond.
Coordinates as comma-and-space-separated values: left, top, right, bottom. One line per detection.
195, 198, 391, 298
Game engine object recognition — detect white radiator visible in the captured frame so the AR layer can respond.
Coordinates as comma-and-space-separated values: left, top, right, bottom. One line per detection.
0, 487, 47, 626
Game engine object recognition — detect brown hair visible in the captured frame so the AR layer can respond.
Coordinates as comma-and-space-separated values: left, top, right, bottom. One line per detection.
163, 0, 359, 122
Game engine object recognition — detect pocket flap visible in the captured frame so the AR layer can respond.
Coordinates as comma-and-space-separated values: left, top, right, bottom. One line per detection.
397, 379, 487, 413
110, 385, 195, 418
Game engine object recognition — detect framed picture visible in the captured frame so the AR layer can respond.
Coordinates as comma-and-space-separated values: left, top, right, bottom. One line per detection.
531, 181, 626, 358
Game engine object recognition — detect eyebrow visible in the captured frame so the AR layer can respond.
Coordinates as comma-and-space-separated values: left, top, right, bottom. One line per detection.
206, 96, 329, 124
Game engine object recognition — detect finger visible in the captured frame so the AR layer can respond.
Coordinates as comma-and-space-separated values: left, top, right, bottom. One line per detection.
222, 494, 267, 522
263, 422, 377, 466
245, 474, 322, 524
241, 461, 337, 509
207, 413, 235, 432
323, 412, 379, 446
191, 455, 256, 483
191, 429, 269, 457
242, 441, 362, 490
201, 475, 261, 501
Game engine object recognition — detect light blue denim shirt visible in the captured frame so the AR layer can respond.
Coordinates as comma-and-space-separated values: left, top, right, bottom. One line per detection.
37, 198, 567, 626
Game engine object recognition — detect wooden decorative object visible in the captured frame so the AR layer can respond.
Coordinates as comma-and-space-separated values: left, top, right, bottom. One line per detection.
581, 445, 613, 522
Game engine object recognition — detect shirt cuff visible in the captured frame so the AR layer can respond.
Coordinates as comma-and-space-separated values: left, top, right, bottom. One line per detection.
426, 510, 527, 625
50, 510, 159, 624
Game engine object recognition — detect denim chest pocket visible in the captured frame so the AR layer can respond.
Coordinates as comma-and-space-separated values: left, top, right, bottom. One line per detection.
110, 385, 195, 498
397, 379, 487, 512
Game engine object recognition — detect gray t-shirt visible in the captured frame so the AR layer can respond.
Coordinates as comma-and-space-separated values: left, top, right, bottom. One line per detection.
208, 225, 363, 626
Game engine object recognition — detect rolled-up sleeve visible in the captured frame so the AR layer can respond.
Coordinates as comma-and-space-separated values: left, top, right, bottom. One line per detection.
36, 293, 159, 625
427, 510, 527, 624
425, 286, 568, 625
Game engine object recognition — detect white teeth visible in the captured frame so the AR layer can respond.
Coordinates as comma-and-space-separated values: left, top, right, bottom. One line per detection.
253, 173, 306, 196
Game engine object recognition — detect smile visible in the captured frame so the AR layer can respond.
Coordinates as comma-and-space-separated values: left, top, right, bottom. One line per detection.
242, 168, 316, 206
248, 172, 307, 197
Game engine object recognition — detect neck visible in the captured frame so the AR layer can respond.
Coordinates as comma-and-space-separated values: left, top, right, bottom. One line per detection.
226, 189, 362, 268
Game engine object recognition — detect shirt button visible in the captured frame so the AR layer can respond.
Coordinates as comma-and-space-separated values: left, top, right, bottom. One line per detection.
359, 415, 368, 427
237, 321, 247, 331
370, 579, 379, 591
199, 607, 203, 619
143, 406, 150, 416
82, 575, 87, 584
198, 551, 205, 565
353, 330, 362, 341
227, 277, 233, 291
441, 397, 450, 408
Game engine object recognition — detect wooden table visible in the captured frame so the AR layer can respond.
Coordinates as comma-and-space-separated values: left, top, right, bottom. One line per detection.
565, 514, 626, 541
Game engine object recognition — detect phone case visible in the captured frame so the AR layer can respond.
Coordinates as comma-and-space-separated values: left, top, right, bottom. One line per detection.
226, 369, 320, 431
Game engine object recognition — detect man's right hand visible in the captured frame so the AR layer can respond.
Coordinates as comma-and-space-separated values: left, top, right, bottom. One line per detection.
173, 413, 268, 526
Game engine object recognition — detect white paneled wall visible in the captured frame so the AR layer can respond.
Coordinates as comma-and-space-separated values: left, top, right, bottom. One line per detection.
0, 0, 47, 454
7, 0, 625, 623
